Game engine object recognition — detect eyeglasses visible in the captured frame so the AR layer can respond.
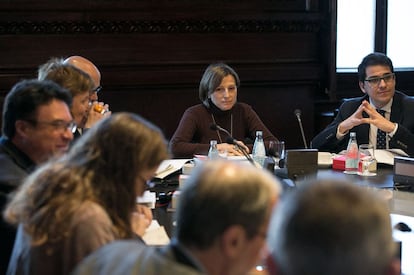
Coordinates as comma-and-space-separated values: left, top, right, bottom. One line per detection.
92, 86, 102, 94
25, 119, 77, 133
214, 85, 237, 94
364, 73, 395, 87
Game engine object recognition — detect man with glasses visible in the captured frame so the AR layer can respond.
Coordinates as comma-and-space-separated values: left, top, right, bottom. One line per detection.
0, 79, 73, 274
39, 58, 111, 142
63, 56, 111, 135
312, 52, 414, 156
63, 55, 102, 102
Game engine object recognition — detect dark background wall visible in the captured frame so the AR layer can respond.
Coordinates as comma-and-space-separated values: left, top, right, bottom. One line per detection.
0, 0, 334, 149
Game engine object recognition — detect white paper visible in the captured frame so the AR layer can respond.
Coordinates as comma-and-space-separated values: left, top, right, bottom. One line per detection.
143, 220, 170, 246
318, 152, 334, 167
375, 149, 408, 165
154, 159, 192, 179
136, 191, 156, 209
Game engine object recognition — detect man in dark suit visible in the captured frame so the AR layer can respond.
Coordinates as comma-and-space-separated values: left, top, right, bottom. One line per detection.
0, 79, 73, 273
312, 52, 414, 156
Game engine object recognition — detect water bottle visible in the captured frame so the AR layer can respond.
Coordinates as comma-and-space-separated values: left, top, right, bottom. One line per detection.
345, 132, 358, 174
208, 140, 219, 160
252, 131, 266, 167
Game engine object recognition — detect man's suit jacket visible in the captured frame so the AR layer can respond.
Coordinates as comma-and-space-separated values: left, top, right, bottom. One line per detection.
73, 240, 204, 275
0, 137, 35, 275
311, 91, 414, 156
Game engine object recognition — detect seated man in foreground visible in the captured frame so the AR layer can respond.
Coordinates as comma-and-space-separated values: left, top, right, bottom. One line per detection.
73, 160, 282, 275
266, 179, 400, 275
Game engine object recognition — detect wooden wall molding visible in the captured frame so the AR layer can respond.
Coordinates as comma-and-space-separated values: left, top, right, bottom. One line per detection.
0, 0, 330, 148
0, 19, 321, 35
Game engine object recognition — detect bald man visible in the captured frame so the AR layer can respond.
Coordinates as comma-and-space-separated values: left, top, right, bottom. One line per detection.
64, 56, 102, 102
63, 56, 111, 133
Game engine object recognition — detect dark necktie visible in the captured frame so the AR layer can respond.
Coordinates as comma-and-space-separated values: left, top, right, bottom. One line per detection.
376, 109, 387, 149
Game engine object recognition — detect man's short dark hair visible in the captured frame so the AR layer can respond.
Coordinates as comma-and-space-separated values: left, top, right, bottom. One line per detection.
358, 52, 394, 82
2, 79, 72, 138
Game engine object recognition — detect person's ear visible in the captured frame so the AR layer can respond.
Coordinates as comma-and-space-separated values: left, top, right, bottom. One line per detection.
359, 81, 367, 94
15, 120, 32, 138
220, 225, 246, 259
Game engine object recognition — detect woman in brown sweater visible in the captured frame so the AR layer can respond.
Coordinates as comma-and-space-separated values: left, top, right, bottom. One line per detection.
170, 63, 277, 158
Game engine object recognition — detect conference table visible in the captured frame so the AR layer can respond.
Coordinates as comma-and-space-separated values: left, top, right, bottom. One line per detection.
148, 162, 414, 275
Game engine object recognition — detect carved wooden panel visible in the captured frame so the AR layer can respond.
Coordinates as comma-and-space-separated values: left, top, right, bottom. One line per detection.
0, 0, 328, 148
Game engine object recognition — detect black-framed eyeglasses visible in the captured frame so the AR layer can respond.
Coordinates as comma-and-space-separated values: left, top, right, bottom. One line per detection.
25, 119, 77, 134
364, 73, 395, 87
92, 86, 102, 94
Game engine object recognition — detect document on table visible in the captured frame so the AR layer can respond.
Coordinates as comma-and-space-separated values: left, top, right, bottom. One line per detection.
317, 152, 335, 167
143, 220, 170, 246
154, 159, 192, 179
375, 149, 408, 165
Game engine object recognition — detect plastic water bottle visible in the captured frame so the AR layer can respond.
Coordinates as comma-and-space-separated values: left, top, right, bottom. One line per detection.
252, 131, 266, 167
208, 140, 219, 160
345, 132, 358, 174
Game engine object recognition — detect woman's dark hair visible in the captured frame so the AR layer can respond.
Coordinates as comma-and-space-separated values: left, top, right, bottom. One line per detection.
199, 63, 240, 107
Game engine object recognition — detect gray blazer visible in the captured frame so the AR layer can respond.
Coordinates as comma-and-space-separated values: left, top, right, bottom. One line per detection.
73, 240, 204, 275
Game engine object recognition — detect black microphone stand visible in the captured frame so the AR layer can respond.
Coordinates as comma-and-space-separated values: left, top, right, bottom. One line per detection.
294, 109, 308, 149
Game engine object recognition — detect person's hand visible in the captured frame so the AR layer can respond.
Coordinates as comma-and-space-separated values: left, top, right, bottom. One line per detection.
84, 102, 111, 129
131, 205, 152, 237
135, 204, 153, 221
360, 102, 396, 133
217, 141, 249, 156
339, 101, 396, 134
337, 101, 367, 134
235, 140, 250, 153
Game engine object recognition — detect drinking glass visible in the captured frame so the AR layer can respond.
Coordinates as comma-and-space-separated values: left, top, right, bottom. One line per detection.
357, 144, 377, 176
268, 141, 285, 166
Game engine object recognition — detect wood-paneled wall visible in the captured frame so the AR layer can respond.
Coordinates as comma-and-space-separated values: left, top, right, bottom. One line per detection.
0, 0, 332, 148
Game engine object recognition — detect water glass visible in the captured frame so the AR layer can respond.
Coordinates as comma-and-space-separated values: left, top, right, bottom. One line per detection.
268, 141, 285, 165
357, 144, 377, 176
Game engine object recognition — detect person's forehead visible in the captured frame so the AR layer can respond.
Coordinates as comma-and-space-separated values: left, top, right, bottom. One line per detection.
220, 74, 236, 83
365, 65, 392, 76
35, 99, 71, 120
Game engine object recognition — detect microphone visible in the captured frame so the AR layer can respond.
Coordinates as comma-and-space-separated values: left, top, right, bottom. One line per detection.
210, 123, 230, 136
224, 137, 255, 164
294, 109, 308, 149
209, 124, 255, 165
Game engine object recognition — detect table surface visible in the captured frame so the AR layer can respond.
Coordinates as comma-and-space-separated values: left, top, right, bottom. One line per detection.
149, 166, 414, 275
